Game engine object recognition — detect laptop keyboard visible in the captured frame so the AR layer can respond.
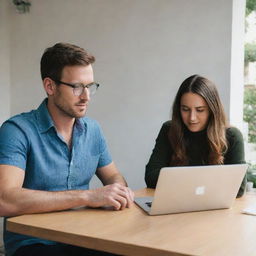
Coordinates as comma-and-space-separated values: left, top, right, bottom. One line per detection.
145, 201, 152, 207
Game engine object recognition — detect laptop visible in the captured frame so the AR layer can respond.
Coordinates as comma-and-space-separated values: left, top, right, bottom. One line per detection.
135, 164, 248, 215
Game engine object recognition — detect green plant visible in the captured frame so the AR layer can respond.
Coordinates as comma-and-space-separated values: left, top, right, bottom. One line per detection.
12, 0, 31, 13
247, 162, 256, 187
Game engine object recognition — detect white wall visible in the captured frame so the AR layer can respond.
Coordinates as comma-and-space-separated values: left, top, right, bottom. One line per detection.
0, 0, 11, 125
0, 0, 11, 248
230, 0, 246, 131
5, 0, 245, 190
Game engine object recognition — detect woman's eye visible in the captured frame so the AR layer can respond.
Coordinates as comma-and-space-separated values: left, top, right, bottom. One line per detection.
197, 109, 204, 112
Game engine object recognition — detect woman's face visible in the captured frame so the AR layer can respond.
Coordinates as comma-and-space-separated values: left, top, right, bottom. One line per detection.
180, 92, 210, 132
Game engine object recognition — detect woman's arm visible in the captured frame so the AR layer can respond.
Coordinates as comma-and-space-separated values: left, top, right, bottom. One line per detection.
145, 121, 172, 188
224, 127, 247, 197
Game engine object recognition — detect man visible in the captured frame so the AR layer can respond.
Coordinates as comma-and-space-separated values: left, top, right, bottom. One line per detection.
0, 43, 134, 256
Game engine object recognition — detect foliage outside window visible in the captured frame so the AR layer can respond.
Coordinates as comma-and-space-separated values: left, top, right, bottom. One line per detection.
247, 0, 256, 15
245, 43, 256, 64
244, 87, 256, 143
244, 0, 256, 146
244, 0, 256, 187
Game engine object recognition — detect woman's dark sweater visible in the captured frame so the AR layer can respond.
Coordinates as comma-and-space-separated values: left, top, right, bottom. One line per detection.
145, 121, 247, 197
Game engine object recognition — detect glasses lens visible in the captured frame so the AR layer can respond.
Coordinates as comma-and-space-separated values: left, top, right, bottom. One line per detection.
73, 87, 83, 96
88, 83, 98, 96
73, 83, 99, 96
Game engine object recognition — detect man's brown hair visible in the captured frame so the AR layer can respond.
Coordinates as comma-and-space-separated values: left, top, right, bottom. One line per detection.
40, 42, 95, 81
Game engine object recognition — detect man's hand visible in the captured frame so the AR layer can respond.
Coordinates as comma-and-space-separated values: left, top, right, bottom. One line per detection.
86, 183, 134, 210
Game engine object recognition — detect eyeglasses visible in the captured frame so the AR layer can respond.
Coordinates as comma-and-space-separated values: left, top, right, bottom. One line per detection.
54, 80, 99, 96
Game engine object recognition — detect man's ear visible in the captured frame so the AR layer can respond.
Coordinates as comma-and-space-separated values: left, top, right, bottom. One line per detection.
43, 77, 55, 96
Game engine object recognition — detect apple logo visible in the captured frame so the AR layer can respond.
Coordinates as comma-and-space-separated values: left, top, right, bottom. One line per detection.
195, 186, 205, 195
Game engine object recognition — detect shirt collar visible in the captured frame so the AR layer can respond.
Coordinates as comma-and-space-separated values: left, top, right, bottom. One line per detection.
74, 118, 86, 136
36, 98, 86, 134
184, 125, 207, 138
36, 98, 55, 133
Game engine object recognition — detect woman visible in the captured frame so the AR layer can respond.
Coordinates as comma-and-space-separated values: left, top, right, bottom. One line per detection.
145, 75, 246, 197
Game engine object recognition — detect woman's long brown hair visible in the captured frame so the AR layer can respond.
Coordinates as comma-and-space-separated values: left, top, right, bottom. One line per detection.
169, 75, 228, 165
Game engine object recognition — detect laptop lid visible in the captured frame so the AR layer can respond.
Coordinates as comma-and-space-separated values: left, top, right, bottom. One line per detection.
135, 164, 247, 216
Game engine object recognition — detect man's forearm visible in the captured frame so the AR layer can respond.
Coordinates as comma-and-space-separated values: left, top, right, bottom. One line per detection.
102, 173, 127, 186
0, 187, 89, 217
0, 182, 134, 217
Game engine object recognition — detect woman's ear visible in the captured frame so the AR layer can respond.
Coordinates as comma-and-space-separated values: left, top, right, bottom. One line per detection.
43, 77, 55, 96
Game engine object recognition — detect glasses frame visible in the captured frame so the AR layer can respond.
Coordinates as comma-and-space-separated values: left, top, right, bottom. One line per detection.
53, 79, 99, 96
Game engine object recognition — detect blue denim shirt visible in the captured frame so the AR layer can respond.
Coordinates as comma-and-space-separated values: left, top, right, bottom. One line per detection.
0, 99, 112, 256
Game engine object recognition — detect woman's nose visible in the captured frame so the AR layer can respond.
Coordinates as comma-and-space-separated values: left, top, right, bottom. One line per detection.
189, 110, 197, 122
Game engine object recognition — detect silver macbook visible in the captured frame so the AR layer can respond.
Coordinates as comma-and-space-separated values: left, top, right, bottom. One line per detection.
135, 164, 248, 215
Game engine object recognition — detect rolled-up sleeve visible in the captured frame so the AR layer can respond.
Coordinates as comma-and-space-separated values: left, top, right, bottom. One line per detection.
0, 121, 28, 170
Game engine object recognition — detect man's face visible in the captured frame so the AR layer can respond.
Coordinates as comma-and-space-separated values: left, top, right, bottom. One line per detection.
53, 65, 94, 119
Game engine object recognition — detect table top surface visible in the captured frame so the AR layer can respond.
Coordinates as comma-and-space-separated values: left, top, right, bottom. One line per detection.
7, 189, 256, 256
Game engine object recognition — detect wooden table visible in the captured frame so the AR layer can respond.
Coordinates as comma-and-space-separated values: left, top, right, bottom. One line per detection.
7, 189, 256, 256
